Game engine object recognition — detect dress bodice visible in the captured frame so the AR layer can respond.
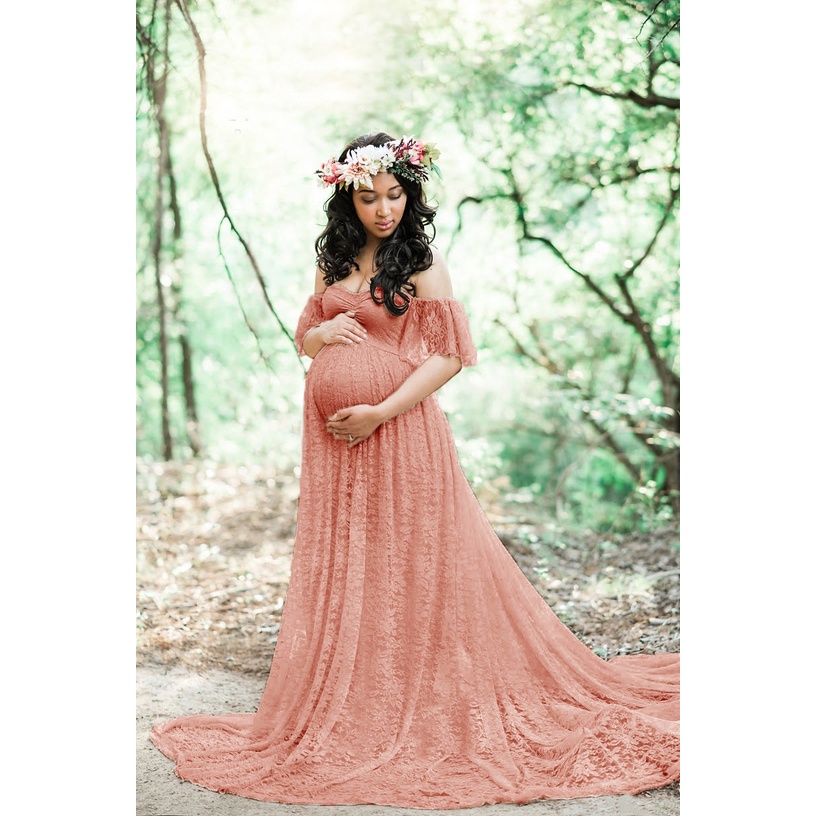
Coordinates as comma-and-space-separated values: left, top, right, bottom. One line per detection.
295, 285, 478, 368
321, 286, 410, 348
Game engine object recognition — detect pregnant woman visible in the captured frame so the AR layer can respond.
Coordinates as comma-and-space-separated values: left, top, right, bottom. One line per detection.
149, 132, 680, 808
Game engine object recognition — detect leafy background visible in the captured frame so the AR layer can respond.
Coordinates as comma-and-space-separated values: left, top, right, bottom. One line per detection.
136, 0, 680, 535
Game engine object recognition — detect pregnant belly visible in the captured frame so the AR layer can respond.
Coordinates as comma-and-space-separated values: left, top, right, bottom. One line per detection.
305, 342, 413, 420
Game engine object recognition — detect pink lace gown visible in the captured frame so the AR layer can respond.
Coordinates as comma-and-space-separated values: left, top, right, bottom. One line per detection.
149, 286, 680, 808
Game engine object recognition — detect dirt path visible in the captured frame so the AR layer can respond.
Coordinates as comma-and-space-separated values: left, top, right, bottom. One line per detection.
137, 662, 679, 816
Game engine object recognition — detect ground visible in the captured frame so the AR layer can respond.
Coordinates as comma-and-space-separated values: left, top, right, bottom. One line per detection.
136, 459, 680, 816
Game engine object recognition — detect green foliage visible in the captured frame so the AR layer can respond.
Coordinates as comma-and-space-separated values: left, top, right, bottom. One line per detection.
400, 0, 680, 528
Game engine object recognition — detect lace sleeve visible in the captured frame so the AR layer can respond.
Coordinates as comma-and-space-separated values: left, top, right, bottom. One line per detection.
294, 294, 324, 355
409, 297, 478, 368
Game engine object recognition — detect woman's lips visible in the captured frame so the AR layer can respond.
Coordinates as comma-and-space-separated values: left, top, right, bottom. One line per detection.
376, 220, 394, 230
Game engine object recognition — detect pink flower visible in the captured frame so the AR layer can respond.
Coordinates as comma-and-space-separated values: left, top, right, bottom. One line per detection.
407, 140, 425, 165
316, 159, 343, 186
339, 161, 374, 190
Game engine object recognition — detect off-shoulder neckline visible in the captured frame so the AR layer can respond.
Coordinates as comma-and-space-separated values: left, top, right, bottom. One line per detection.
329, 284, 370, 295
314, 286, 459, 303
312, 283, 461, 303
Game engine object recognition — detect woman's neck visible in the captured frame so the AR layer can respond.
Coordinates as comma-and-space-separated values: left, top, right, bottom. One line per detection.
356, 242, 380, 272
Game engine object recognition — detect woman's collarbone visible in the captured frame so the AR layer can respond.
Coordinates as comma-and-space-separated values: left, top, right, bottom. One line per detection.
344, 270, 375, 293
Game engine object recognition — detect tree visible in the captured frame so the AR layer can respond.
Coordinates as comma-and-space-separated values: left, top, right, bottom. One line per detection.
409, 0, 680, 515
136, 0, 301, 461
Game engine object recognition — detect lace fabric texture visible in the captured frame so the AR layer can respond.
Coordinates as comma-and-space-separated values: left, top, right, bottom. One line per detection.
149, 286, 679, 809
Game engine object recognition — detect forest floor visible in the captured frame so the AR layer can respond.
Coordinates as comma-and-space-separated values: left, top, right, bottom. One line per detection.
136, 458, 680, 816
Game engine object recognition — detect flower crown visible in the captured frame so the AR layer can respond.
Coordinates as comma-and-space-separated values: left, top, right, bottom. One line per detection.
315, 137, 441, 191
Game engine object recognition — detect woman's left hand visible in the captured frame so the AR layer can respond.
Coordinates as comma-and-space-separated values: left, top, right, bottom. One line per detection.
326, 405, 384, 448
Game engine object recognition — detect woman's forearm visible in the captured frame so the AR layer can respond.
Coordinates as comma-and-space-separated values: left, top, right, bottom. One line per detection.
301, 325, 325, 358
375, 355, 462, 423
302, 311, 368, 358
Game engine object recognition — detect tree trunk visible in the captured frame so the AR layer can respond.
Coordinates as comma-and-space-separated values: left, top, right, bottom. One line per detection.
149, 7, 173, 461
663, 449, 679, 508
660, 382, 680, 511
152, 165, 172, 459
180, 334, 203, 456
165, 110, 204, 458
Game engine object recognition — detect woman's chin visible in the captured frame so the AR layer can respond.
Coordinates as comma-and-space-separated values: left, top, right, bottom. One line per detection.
367, 222, 398, 240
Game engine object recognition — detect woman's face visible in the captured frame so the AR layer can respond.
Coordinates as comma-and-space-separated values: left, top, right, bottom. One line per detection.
352, 172, 407, 243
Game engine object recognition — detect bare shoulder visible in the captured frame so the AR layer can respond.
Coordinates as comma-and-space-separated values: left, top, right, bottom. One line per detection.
412, 247, 454, 298
313, 265, 327, 294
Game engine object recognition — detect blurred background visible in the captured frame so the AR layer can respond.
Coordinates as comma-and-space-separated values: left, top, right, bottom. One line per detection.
136, 0, 680, 535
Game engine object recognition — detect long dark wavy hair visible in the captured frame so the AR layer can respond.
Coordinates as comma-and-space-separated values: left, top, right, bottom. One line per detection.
314, 132, 437, 316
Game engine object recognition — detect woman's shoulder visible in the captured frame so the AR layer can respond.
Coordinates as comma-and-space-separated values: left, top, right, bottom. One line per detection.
412, 247, 454, 299
312, 265, 328, 294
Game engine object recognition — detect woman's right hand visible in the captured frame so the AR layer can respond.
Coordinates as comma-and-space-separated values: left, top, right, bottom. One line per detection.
315, 311, 367, 346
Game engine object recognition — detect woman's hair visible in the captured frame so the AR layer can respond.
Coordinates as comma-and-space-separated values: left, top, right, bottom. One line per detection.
314, 132, 437, 316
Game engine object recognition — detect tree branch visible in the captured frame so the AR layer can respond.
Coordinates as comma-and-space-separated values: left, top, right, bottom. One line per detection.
216, 217, 286, 375
495, 315, 647, 480
506, 167, 678, 400
613, 274, 678, 404
621, 182, 679, 279
569, 81, 679, 110
173, 0, 302, 369
459, 164, 679, 462
636, 0, 666, 41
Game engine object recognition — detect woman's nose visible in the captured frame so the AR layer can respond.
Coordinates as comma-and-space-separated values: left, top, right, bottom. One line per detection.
377, 198, 391, 216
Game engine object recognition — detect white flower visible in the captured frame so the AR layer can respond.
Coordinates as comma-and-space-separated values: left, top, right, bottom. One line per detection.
338, 144, 400, 188
348, 144, 392, 169
339, 162, 374, 189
